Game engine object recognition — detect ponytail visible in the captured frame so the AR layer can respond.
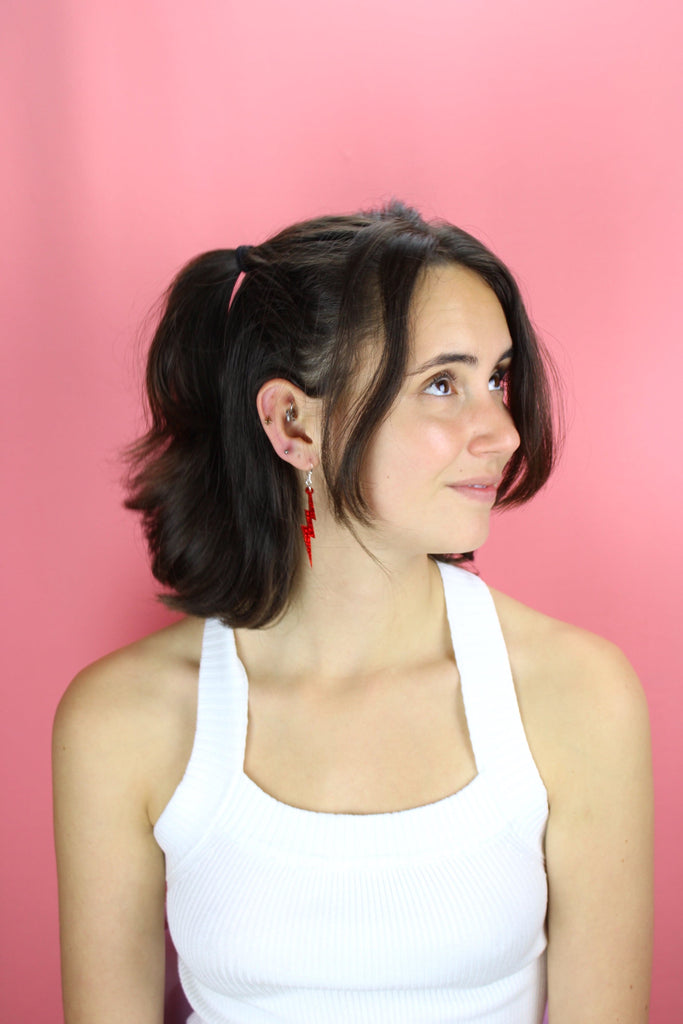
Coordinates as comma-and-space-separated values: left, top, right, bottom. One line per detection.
126, 249, 301, 627
144, 250, 239, 435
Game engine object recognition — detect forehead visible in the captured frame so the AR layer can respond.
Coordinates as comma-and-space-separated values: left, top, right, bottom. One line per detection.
408, 264, 511, 361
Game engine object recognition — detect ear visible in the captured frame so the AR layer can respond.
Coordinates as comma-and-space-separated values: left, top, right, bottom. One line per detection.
256, 378, 321, 471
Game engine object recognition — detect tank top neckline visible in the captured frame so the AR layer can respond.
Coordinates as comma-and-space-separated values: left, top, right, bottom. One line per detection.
230, 568, 485, 821
155, 561, 548, 863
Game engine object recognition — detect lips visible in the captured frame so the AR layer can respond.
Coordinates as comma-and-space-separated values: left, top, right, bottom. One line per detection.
447, 478, 501, 502
449, 476, 502, 488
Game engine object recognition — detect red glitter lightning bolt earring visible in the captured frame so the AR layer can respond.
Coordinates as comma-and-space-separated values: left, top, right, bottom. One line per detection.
301, 469, 316, 567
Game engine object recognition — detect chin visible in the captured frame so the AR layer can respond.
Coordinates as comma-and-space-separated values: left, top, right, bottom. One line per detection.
443, 525, 490, 556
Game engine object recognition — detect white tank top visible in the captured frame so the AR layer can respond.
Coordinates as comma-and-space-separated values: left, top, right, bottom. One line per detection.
154, 563, 549, 1023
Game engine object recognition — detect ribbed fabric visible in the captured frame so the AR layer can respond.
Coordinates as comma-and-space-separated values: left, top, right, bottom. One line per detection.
155, 563, 549, 1024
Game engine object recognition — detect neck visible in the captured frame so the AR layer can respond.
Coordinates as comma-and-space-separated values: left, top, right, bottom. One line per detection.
237, 525, 449, 684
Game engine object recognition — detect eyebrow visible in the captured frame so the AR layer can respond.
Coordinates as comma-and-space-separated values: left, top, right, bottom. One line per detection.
407, 347, 514, 376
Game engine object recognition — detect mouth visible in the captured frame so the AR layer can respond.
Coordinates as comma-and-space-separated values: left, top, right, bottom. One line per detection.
447, 479, 501, 503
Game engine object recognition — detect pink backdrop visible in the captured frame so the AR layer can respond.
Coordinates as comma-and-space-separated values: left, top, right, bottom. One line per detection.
2, 0, 682, 1019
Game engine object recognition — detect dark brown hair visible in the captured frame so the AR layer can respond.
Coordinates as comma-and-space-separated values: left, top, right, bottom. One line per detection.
126, 201, 557, 627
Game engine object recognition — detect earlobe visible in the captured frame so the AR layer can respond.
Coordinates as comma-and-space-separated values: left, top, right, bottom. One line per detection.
256, 378, 320, 470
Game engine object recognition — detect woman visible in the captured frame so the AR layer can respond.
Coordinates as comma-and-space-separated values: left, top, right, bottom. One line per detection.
53, 202, 653, 1023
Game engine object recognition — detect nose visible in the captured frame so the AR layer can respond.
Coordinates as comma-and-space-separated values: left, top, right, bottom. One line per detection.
467, 394, 521, 459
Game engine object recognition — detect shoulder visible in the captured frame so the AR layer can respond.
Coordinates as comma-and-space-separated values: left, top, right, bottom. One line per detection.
487, 586, 650, 802
53, 616, 205, 824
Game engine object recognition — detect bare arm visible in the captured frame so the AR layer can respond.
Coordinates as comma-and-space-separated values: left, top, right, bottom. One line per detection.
53, 661, 168, 1024
492, 591, 654, 1022
544, 637, 653, 1023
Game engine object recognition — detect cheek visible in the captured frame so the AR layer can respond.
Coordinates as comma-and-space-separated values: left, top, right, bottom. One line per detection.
366, 420, 420, 477
408, 419, 469, 479
423, 420, 466, 461
361, 429, 413, 510
365, 419, 464, 499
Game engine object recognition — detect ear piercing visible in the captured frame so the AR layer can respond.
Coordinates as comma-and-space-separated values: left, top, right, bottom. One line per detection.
284, 402, 296, 456
264, 403, 296, 429
271, 402, 296, 455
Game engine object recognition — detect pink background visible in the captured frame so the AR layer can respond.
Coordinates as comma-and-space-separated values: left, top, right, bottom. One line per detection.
2, 0, 682, 1018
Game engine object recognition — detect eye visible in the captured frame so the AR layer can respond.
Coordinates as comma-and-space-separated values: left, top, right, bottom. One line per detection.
488, 367, 509, 394
424, 372, 456, 397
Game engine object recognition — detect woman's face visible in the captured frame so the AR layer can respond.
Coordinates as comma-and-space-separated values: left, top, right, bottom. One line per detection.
361, 264, 520, 558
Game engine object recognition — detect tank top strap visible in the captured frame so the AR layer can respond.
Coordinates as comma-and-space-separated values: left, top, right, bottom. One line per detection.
153, 618, 246, 873
438, 562, 547, 827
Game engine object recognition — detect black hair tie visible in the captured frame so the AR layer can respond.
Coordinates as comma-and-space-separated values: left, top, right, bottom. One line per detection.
235, 245, 251, 273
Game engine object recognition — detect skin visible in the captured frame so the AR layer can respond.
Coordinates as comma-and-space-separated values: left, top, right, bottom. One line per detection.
53, 266, 653, 1023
